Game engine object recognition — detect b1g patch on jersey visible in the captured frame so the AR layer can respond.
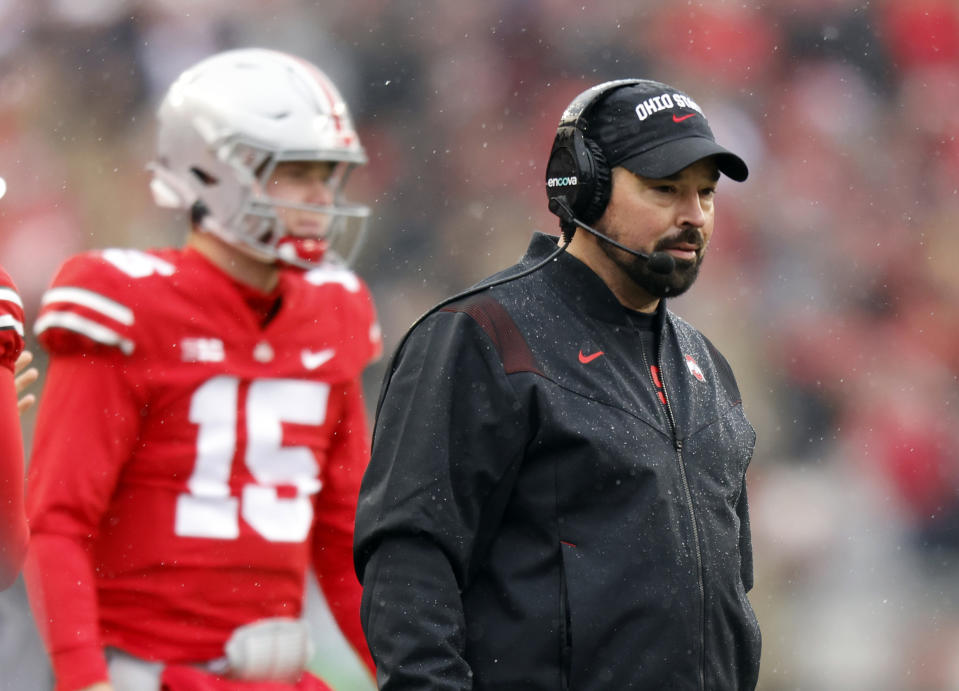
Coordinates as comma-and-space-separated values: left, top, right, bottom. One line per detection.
685, 354, 706, 382
181, 337, 225, 363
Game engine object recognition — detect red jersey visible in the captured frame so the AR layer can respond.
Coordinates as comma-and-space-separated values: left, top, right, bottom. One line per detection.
0, 266, 25, 372
25, 247, 380, 690
0, 264, 26, 588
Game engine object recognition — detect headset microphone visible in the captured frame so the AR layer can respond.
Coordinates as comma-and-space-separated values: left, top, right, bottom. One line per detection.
548, 197, 676, 275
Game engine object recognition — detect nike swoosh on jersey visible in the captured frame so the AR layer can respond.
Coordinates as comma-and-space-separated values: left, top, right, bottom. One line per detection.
301, 348, 336, 370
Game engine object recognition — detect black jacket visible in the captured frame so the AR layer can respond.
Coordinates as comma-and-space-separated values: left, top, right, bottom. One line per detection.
355, 233, 761, 690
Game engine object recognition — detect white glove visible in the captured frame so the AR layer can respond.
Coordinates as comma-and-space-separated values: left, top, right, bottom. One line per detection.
224, 617, 315, 683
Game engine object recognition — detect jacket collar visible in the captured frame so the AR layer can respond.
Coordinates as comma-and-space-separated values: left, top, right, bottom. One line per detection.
522, 232, 668, 328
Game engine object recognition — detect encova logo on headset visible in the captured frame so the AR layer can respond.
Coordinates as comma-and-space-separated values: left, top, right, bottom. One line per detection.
546, 175, 578, 187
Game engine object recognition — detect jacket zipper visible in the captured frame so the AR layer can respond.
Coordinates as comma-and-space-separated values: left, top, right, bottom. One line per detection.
644, 327, 707, 691
559, 547, 572, 691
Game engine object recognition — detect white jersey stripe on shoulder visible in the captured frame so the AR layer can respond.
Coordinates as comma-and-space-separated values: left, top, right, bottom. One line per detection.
0, 315, 24, 337
34, 311, 135, 355
42, 287, 134, 326
0, 287, 23, 309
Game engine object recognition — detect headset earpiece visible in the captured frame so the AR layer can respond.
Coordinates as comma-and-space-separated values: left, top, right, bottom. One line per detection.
545, 125, 612, 226
579, 137, 610, 224
545, 78, 644, 228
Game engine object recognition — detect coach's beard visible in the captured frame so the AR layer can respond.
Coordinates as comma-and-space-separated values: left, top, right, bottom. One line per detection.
601, 227, 705, 298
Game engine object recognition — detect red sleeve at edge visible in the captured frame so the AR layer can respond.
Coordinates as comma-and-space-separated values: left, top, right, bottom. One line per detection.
25, 354, 142, 690
0, 368, 27, 589
311, 378, 375, 675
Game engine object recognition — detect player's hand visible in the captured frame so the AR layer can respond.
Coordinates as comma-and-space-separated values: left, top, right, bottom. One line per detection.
77, 684, 113, 691
14, 349, 39, 415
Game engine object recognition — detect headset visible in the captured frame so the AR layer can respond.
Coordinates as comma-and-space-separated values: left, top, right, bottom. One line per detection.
545, 79, 647, 231
374, 80, 671, 417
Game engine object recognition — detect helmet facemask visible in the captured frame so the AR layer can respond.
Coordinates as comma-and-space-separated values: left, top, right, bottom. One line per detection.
194, 141, 370, 269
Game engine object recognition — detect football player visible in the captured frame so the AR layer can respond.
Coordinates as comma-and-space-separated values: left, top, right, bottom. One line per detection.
24, 49, 380, 691
0, 265, 29, 589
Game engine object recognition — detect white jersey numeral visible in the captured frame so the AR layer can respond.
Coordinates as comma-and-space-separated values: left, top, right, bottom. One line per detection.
175, 376, 330, 542
101, 248, 176, 278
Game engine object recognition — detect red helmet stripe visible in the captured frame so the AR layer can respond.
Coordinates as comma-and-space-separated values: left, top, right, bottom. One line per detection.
290, 55, 344, 136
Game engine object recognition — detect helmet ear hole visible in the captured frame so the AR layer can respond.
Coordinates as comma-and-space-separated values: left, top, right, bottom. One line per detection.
190, 201, 209, 225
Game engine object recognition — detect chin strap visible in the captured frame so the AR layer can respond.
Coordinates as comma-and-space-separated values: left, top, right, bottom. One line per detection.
276, 236, 328, 266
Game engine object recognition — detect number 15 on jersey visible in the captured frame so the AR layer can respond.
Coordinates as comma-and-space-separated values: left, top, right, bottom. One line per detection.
175, 376, 330, 543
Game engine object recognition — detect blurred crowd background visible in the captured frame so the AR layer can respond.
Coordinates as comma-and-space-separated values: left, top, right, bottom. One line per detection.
1, 0, 958, 689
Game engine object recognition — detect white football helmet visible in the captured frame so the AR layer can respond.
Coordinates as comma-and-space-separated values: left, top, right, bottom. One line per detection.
149, 48, 369, 268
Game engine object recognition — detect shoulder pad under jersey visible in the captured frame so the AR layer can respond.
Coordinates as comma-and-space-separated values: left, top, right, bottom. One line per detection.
34, 248, 176, 356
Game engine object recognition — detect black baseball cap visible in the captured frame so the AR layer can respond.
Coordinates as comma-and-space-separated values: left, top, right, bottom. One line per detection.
586, 80, 748, 182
